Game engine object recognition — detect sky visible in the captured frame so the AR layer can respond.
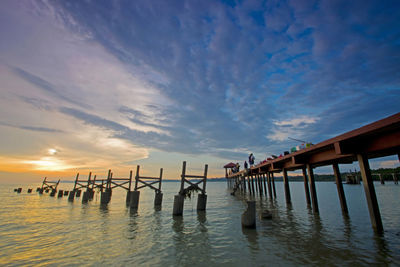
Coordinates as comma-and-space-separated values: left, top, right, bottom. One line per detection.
0, 0, 399, 183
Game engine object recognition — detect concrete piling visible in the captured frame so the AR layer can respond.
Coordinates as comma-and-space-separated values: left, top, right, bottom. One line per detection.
129, 191, 140, 209
50, 189, 56, 197
154, 192, 163, 206
68, 190, 75, 201
241, 201, 256, 228
197, 194, 207, 211
173, 195, 185, 216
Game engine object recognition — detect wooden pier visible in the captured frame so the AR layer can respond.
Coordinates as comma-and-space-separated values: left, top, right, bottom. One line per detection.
226, 112, 400, 233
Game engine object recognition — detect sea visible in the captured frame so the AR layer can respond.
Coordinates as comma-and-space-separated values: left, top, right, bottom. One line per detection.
0, 181, 399, 266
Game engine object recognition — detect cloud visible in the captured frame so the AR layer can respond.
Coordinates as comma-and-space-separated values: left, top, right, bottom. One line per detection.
0, 0, 399, 179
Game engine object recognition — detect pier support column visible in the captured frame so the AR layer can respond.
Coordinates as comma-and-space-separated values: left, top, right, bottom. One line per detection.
57, 190, 63, 198
154, 191, 163, 206
82, 191, 89, 203
173, 195, 185, 216
126, 191, 132, 205
271, 173, 277, 198
379, 174, 385, 185
50, 189, 56, 197
241, 201, 256, 228
68, 190, 75, 201
100, 189, 111, 204
266, 172, 273, 199
262, 174, 267, 196
282, 169, 291, 204
251, 175, 256, 195
76, 190, 82, 197
197, 194, 207, 211
307, 164, 319, 213
129, 190, 140, 209
254, 175, 259, 194
302, 167, 311, 206
393, 173, 398, 185
357, 154, 383, 233
242, 175, 246, 192
332, 163, 348, 214
247, 175, 252, 195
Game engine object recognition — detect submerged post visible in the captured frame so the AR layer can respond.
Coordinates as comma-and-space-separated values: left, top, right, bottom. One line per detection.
154, 168, 163, 206
357, 154, 383, 233
266, 172, 273, 199
332, 163, 348, 214
241, 201, 256, 228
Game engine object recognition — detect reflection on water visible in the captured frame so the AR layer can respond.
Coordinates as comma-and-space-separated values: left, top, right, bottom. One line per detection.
0, 182, 399, 266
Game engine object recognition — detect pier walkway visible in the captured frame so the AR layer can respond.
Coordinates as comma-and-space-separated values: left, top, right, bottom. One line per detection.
226, 112, 400, 233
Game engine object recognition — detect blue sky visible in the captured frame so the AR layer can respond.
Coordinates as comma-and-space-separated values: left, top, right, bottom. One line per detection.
0, 0, 399, 181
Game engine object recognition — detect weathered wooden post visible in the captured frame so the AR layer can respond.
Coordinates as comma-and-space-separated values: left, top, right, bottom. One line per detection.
378, 173, 385, 185
50, 189, 56, 197
262, 173, 267, 196
393, 173, 398, 184
251, 175, 256, 195
173, 161, 186, 216
247, 174, 252, 195
57, 190, 64, 198
68, 173, 79, 201
126, 170, 133, 205
266, 172, 273, 199
197, 164, 208, 211
82, 172, 92, 203
282, 168, 291, 204
301, 168, 311, 206
357, 154, 383, 233
154, 168, 163, 206
101, 170, 112, 204
27, 189, 32, 193
241, 200, 256, 228
307, 164, 319, 213
332, 163, 348, 214
271, 172, 277, 198
64, 190, 69, 196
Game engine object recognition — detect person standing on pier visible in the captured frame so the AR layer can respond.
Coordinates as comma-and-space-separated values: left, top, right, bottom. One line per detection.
249, 153, 255, 167
244, 161, 248, 169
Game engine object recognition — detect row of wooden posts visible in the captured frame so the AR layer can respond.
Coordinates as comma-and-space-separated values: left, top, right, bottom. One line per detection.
16, 162, 208, 216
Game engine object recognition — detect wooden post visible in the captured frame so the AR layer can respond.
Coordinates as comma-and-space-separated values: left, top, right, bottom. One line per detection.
247, 175, 252, 195
282, 169, 291, 204
357, 154, 383, 233
243, 175, 246, 192
180, 161, 186, 194
159, 168, 163, 192
203, 164, 208, 194
266, 172, 273, 199
393, 173, 398, 184
254, 174, 259, 194
258, 174, 263, 196
302, 167, 311, 206
251, 175, 255, 195
332, 163, 348, 214
307, 164, 319, 213
271, 172, 277, 198
262, 173, 267, 196
378, 174, 385, 185
134, 166, 140, 191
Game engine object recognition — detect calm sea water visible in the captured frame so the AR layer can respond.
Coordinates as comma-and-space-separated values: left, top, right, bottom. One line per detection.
0, 181, 399, 266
